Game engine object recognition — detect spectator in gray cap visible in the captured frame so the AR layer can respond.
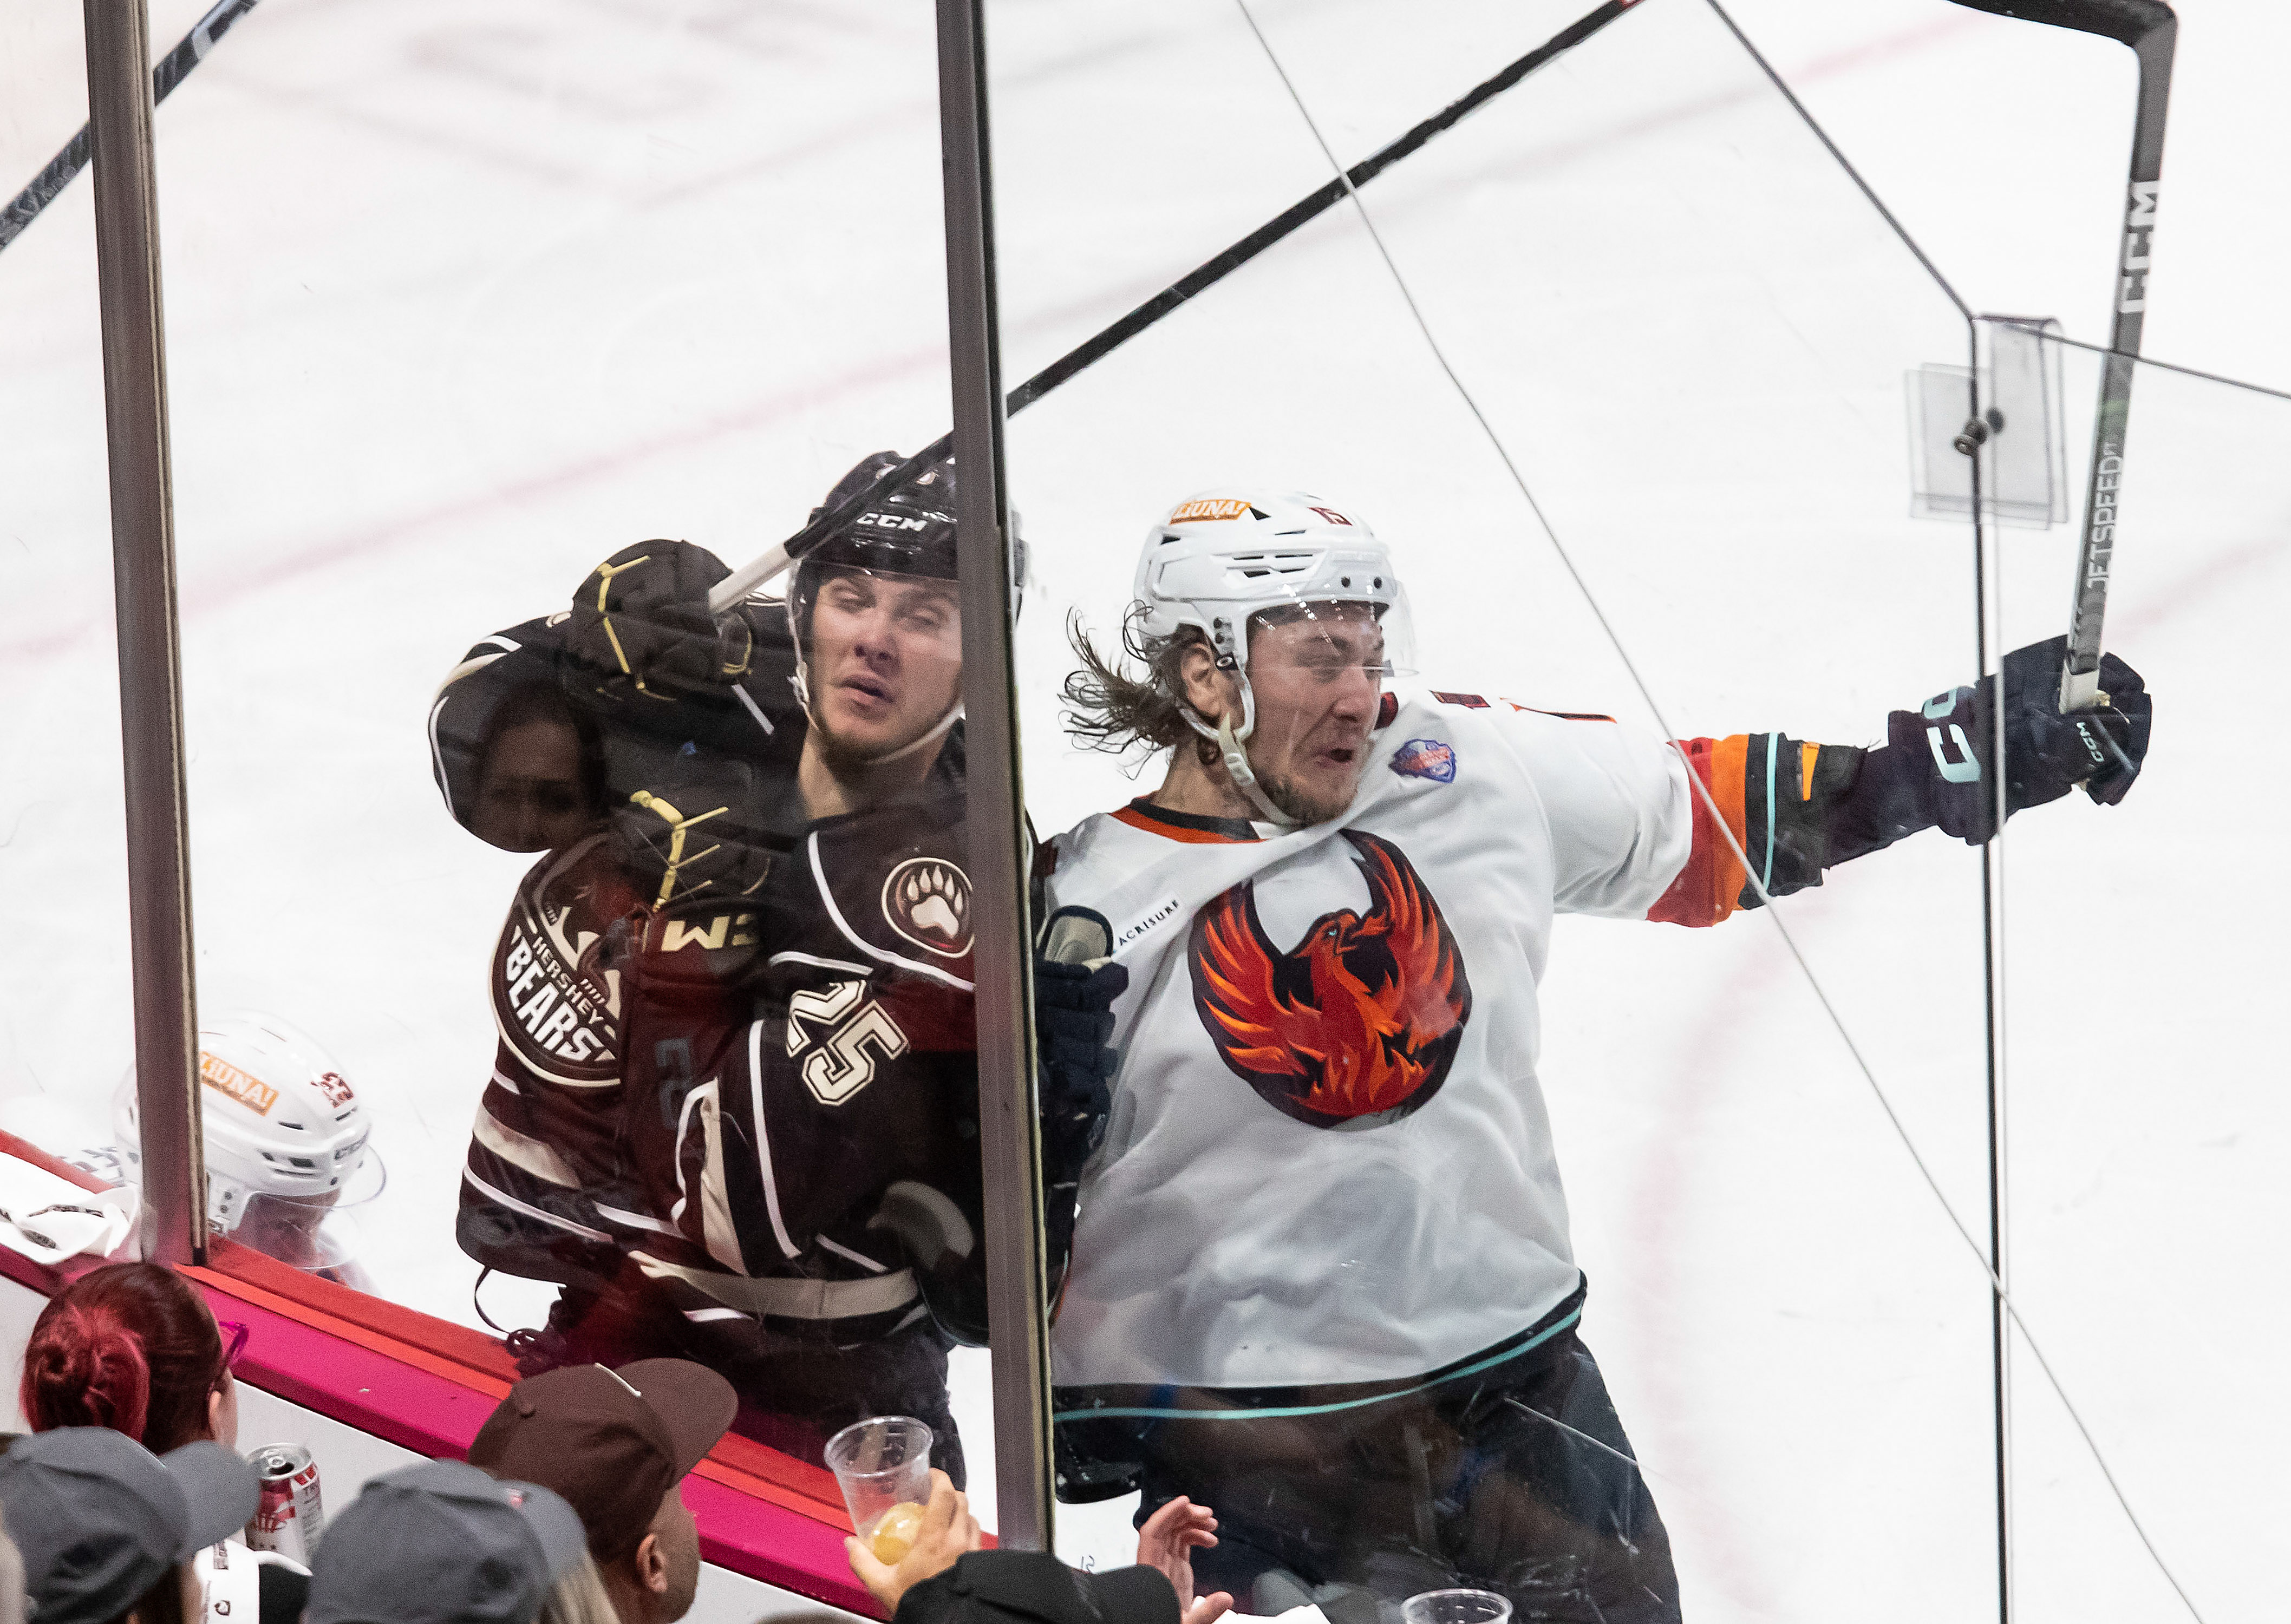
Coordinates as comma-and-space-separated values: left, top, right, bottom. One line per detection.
0, 1426, 259, 1624
307, 1460, 586, 1624
1, 1507, 25, 1624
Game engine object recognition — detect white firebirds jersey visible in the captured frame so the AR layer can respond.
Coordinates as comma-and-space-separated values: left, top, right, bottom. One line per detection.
1043, 690, 1697, 1391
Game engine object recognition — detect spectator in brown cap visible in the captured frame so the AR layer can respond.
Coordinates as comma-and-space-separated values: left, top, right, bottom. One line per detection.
467, 1360, 737, 1624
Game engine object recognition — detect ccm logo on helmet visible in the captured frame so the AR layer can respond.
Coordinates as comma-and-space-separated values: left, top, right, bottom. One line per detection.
856, 512, 932, 532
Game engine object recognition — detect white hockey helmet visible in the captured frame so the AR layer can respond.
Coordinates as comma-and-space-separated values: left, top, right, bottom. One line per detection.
114, 1011, 375, 1265
1134, 488, 1410, 823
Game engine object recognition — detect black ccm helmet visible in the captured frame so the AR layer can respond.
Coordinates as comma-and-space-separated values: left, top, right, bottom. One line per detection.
791, 451, 960, 612
786, 452, 1024, 757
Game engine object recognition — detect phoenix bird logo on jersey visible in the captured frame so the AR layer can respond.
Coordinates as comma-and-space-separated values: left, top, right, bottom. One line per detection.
1188, 831, 1472, 1129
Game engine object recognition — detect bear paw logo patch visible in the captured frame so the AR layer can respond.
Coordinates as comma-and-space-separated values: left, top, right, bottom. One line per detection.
1389, 738, 1456, 784
883, 857, 973, 958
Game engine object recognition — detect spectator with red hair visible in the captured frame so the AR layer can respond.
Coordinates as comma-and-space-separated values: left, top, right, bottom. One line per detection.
19, 1262, 241, 1453
18, 1262, 305, 1624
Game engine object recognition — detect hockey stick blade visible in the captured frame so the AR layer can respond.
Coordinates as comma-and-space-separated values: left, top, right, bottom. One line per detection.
709, 0, 1647, 611
0, 0, 265, 256
1949, 0, 2176, 712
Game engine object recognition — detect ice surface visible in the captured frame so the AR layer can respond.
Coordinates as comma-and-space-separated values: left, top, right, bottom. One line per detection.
0, 1, 2282, 1618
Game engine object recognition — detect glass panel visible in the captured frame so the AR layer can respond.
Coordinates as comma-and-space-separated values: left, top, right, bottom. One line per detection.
8, 0, 1011, 1525
1996, 332, 2285, 1623
993, 0, 2014, 1615
0, 3, 141, 1241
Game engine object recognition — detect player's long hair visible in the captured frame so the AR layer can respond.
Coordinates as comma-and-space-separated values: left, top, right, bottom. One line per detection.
1062, 606, 1216, 766
21, 1262, 227, 1453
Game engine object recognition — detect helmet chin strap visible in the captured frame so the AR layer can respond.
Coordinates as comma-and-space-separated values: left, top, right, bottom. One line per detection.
866, 702, 963, 765
801, 687, 964, 768
1200, 680, 1298, 829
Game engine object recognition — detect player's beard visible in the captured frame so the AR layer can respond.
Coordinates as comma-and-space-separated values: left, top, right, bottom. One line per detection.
1257, 764, 1359, 826
812, 709, 953, 776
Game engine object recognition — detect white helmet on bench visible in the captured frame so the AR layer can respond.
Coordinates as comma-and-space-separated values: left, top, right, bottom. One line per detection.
115, 1011, 374, 1262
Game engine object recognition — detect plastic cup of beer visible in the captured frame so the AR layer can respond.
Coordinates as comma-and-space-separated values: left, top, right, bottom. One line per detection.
1401, 1590, 1512, 1624
824, 1416, 935, 1565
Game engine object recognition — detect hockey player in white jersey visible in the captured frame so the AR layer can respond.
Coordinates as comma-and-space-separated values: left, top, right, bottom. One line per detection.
1046, 490, 2152, 1622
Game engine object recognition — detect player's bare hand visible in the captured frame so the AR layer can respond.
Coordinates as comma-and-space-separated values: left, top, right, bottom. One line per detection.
1179, 1593, 1237, 1624
1135, 1496, 1233, 1624
844, 1469, 981, 1614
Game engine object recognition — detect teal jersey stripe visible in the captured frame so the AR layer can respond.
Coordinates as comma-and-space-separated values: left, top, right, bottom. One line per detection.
1051, 1307, 1583, 1425
1761, 732, 1779, 893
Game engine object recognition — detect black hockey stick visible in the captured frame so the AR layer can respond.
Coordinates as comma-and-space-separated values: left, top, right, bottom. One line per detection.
1948, 1, 2176, 712
0, 0, 265, 255
711, 0, 1649, 608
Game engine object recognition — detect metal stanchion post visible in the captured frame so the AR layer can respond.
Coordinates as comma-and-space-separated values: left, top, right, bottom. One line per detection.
936, 0, 1054, 1551
82, 0, 205, 1266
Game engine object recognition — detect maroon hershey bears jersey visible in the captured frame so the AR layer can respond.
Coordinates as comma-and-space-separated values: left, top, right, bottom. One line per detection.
458, 833, 657, 1285
458, 793, 986, 1351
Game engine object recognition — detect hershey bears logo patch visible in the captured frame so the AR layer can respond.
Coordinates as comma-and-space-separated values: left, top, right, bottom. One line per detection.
1187, 831, 1471, 1129
882, 856, 973, 958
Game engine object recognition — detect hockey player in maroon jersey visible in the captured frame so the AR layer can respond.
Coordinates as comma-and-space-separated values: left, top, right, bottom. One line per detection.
1046, 489, 2152, 1621
433, 456, 1120, 1480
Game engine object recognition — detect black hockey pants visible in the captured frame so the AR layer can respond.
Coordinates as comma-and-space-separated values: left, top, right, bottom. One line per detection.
1133, 1330, 1680, 1624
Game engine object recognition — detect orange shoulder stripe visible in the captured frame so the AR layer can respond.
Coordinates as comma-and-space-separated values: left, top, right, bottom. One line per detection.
1111, 804, 1252, 844
1646, 735, 1750, 928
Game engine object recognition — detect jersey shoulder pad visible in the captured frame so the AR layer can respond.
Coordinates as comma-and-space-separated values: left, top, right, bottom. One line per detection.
431, 617, 573, 835
439, 614, 561, 693
805, 793, 975, 984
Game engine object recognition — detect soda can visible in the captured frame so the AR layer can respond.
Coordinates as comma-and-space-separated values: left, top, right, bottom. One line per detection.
244, 1444, 324, 1562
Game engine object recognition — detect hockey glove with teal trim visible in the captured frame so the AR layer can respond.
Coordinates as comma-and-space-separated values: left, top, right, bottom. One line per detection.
1893, 634, 2152, 843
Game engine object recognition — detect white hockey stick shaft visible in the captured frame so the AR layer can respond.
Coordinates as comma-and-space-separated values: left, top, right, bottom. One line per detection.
708, 542, 790, 612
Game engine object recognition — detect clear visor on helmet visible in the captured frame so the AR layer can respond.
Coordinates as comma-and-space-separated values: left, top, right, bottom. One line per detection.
233, 1195, 361, 1272
220, 1145, 385, 1268
791, 564, 966, 653
1242, 587, 1417, 683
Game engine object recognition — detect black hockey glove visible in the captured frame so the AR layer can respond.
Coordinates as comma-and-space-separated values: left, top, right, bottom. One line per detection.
600, 728, 787, 908
565, 539, 755, 705
1034, 908, 1126, 1291
1035, 908, 1126, 1162
1892, 634, 2152, 844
